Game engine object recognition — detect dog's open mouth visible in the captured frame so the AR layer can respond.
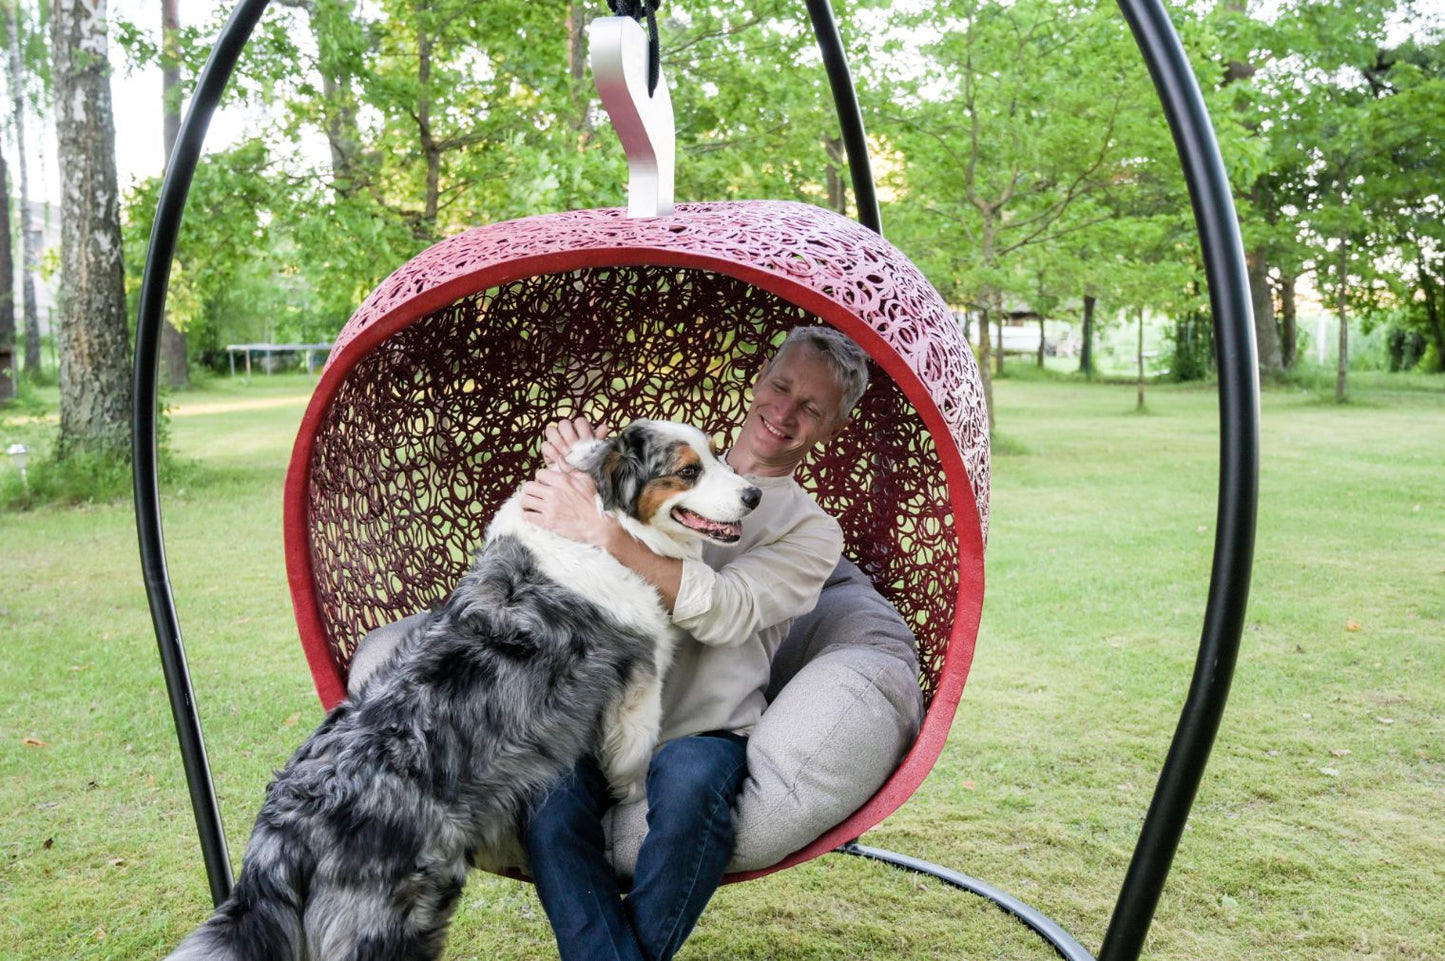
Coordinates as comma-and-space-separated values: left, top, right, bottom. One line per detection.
671, 507, 744, 543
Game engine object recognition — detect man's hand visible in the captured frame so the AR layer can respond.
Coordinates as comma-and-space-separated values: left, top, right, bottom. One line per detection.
541, 416, 610, 470
526, 412, 681, 612
520, 465, 618, 550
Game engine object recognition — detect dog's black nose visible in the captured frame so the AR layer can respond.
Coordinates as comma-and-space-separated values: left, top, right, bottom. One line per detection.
741, 486, 762, 511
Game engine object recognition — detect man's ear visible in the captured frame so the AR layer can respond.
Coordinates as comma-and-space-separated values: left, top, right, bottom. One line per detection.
825, 414, 851, 445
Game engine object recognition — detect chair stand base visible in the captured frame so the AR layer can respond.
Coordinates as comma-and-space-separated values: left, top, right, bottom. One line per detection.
835, 842, 1096, 961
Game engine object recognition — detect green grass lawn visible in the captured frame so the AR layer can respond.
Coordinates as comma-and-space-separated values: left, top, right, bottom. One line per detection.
2, 371, 1442, 959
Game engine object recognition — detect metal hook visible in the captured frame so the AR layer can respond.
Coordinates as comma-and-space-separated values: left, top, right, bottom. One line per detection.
590, 16, 675, 218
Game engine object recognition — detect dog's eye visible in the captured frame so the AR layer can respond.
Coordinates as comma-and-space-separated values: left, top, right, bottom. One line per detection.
676, 464, 701, 481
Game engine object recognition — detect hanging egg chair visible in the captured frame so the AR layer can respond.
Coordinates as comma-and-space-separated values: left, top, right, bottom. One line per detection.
133, 2, 1258, 960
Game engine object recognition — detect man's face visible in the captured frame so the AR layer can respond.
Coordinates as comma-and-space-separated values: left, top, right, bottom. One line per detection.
733, 344, 848, 477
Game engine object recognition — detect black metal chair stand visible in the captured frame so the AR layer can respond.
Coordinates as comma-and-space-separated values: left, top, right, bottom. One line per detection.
132, 2, 1257, 959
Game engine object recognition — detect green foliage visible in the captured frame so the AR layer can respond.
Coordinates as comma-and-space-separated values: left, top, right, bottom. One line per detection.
102, 0, 1445, 397
1202, 0, 1445, 379
1164, 310, 1216, 382
0, 447, 131, 509
0, 382, 191, 511
1386, 323, 1429, 372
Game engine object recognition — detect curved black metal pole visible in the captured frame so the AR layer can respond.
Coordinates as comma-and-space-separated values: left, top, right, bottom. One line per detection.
133, 0, 273, 909
804, 0, 882, 235
1099, 3, 1260, 959
840, 844, 1096, 961
137, 3, 1257, 957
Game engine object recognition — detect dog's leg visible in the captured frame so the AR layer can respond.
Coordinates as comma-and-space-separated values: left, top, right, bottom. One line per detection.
600, 669, 663, 803
305, 860, 466, 961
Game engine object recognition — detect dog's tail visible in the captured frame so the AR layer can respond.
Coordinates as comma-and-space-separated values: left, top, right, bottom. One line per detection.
164, 840, 306, 961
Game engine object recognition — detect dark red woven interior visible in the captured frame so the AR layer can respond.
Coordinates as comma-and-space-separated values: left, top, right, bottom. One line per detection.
305, 266, 958, 705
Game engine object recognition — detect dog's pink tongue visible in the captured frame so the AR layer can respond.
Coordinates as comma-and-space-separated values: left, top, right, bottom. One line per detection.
673, 508, 743, 542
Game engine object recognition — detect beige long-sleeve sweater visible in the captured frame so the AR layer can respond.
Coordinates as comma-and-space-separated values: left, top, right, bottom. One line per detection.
659, 470, 842, 742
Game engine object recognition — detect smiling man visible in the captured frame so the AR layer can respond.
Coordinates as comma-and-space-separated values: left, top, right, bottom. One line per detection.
519, 326, 870, 961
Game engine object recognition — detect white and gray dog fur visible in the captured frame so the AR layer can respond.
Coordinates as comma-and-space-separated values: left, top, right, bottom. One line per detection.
164, 419, 760, 961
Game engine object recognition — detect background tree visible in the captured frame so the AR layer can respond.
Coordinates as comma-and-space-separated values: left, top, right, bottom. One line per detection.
871, 0, 1163, 428
0, 139, 12, 401
51, 0, 130, 459
1362, 35, 1445, 371
1213, 0, 1286, 379
157, 0, 187, 387
5, 0, 43, 381
113, 0, 876, 355
100, 0, 1442, 402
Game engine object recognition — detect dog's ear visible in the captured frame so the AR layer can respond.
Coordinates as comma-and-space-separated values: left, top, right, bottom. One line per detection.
591, 422, 648, 514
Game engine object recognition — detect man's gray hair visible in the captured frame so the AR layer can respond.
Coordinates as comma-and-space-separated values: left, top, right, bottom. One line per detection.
773, 326, 870, 424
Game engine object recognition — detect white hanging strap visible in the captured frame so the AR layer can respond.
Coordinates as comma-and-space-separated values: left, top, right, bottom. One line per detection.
589, 16, 675, 218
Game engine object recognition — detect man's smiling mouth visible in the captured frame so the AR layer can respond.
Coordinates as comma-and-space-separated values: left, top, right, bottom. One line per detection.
760, 417, 791, 440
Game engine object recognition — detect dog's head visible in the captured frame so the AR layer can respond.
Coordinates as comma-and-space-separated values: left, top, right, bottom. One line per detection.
569, 420, 761, 560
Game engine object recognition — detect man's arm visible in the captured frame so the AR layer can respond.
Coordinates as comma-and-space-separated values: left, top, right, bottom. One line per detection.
671, 506, 841, 648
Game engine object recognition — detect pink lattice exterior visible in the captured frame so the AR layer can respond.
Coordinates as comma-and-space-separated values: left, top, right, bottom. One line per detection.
283, 200, 989, 882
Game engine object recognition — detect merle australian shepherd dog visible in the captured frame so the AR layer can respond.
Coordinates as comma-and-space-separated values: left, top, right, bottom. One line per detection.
164, 420, 761, 961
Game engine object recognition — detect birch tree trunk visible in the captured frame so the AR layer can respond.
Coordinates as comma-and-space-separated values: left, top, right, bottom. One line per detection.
159, 0, 188, 387
1136, 307, 1146, 411
7, 2, 41, 379
0, 145, 12, 401
1335, 243, 1349, 404
52, 0, 132, 459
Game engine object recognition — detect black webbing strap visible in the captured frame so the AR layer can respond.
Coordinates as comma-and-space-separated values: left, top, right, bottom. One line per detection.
606, 0, 662, 95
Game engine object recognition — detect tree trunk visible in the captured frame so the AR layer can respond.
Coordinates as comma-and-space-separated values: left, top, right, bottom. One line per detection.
975, 302, 995, 433
1036, 315, 1045, 368
52, 0, 133, 459
993, 316, 1004, 375
1136, 307, 1146, 411
565, 1, 594, 137
1079, 293, 1095, 378
417, 28, 440, 235
1247, 245, 1283, 380
1416, 259, 1445, 373
824, 136, 848, 217
159, 0, 188, 388
0, 145, 13, 402
1279, 271, 1298, 369
7, 3, 40, 380
276, 0, 363, 193
1335, 244, 1348, 404
317, 0, 361, 194
0, 148, 11, 371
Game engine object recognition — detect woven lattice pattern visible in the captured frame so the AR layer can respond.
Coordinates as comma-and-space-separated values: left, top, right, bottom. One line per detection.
334, 201, 990, 538
308, 268, 960, 704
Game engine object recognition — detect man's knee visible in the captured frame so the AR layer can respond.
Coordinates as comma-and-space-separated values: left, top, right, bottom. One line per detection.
647, 735, 748, 810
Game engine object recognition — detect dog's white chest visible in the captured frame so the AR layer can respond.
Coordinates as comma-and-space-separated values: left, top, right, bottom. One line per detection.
489, 498, 674, 638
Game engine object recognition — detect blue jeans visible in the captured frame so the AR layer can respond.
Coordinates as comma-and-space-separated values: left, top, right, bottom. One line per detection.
524, 732, 750, 961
